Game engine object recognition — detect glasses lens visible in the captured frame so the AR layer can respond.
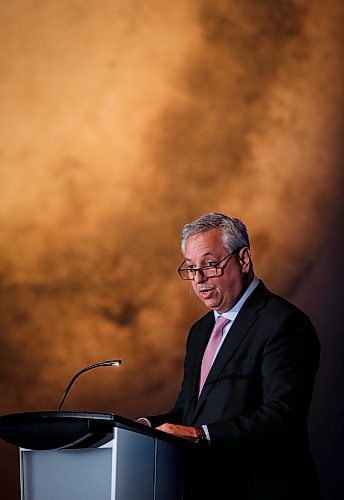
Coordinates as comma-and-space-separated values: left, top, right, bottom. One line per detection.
178, 266, 219, 280
202, 266, 217, 278
179, 268, 193, 280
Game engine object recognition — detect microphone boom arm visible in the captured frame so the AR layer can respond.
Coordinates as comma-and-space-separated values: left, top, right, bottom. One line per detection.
56, 359, 122, 412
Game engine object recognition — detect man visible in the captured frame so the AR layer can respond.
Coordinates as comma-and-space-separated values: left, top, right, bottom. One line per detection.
138, 213, 321, 499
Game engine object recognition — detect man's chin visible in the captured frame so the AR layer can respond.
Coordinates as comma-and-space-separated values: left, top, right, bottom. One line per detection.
199, 296, 221, 310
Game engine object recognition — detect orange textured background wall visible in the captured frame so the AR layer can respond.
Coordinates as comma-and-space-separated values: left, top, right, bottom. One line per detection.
1, 1, 343, 498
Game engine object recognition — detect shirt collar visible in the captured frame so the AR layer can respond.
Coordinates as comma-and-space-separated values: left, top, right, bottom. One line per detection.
214, 276, 260, 321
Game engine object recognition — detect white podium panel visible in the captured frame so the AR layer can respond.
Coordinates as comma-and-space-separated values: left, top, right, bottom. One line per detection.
113, 427, 155, 500
20, 447, 112, 500
20, 426, 184, 500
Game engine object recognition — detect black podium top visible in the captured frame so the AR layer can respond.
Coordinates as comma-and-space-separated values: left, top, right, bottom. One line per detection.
0, 411, 192, 450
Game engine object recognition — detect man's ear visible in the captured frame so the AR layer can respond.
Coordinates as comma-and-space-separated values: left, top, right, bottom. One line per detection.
239, 247, 252, 273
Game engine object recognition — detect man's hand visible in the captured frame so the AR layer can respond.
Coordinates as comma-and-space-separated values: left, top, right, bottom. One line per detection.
156, 423, 198, 442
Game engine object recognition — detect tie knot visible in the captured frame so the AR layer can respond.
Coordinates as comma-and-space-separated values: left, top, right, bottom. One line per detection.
213, 316, 230, 336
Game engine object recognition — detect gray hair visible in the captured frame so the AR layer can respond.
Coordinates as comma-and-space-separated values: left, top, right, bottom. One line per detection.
181, 212, 250, 255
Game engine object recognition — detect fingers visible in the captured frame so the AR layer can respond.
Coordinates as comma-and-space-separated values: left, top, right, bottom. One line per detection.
156, 423, 175, 434
156, 423, 198, 441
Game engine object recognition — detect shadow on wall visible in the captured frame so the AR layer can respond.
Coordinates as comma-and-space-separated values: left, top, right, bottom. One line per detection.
293, 206, 344, 500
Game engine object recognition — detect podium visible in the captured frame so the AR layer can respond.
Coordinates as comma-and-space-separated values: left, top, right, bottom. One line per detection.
0, 411, 191, 500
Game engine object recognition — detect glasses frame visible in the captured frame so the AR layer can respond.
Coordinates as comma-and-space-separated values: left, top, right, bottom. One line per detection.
178, 247, 244, 281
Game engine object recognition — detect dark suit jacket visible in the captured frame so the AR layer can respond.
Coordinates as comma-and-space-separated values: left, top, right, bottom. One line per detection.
147, 281, 322, 499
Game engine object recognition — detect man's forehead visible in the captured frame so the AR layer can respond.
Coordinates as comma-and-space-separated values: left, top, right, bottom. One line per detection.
184, 233, 226, 261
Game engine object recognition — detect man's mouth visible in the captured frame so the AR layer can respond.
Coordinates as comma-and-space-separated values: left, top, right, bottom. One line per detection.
198, 287, 215, 298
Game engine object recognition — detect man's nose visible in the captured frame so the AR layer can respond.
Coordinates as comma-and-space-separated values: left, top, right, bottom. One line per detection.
194, 269, 207, 284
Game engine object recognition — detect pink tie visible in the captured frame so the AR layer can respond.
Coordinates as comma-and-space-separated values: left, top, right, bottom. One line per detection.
199, 316, 230, 397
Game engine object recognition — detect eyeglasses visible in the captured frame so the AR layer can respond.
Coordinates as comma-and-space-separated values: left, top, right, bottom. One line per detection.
178, 248, 243, 281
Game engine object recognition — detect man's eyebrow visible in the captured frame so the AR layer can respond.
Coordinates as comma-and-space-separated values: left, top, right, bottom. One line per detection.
185, 252, 216, 262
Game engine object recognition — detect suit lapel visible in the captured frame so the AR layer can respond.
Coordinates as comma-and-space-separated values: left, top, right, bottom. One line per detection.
191, 281, 268, 423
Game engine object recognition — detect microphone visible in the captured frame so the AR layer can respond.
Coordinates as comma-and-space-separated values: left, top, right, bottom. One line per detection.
56, 359, 122, 412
